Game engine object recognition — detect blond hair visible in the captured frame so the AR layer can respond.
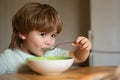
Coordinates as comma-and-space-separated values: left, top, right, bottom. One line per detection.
9, 2, 63, 49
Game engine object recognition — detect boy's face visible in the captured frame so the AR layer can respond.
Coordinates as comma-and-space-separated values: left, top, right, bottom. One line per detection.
20, 30, 56, 56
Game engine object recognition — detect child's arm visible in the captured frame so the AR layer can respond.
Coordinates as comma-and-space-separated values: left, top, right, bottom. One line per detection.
69, 36, 91, 63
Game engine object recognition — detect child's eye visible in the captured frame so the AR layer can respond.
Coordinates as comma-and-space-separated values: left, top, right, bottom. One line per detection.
51, 34, 56, 38
40, 33, 46, 37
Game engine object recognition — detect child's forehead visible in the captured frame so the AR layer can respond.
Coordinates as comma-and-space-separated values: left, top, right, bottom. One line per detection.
37, 30, 57, 34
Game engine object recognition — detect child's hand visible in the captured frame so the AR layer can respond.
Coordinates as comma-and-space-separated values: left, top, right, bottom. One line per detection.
72, 36, 91, 51
71, 36, 91, 62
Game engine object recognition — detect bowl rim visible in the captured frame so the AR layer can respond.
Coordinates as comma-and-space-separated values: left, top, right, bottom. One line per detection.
27, 56, 74, 61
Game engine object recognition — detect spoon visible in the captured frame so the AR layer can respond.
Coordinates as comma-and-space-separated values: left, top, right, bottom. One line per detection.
43, 41, 75, 51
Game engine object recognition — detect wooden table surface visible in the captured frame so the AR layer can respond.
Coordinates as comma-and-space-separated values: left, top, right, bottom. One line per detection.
0, 66, 117, 80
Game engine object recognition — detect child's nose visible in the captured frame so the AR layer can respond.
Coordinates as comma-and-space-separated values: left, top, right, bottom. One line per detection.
45, 41, 51, 45
45, 39, 52, 46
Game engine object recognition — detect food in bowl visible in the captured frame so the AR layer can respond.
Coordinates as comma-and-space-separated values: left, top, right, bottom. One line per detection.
27, 56, 74, 75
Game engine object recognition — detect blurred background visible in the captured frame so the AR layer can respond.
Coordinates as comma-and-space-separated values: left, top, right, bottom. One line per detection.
0, 0, 120, 67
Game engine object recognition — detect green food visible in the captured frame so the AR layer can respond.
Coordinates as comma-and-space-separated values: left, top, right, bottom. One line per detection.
27, 56, 72, 60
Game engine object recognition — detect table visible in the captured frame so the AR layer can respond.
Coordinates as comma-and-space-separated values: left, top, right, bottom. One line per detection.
0, 66, 117, 80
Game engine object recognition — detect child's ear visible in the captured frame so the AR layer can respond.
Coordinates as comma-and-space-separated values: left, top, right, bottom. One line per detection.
19, 33, 26, 40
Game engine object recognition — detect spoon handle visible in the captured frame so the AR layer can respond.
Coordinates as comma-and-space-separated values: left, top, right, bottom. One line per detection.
43, 41, 75, 51
54, 41, 74, 48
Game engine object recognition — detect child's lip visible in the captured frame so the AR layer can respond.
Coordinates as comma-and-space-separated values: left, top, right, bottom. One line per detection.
41, 48, 48, 52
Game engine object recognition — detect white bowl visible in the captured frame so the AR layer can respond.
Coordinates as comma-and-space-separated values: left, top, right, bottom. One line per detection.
27, 56, 74, 75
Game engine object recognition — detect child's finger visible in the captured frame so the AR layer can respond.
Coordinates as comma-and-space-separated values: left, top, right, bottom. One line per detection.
84, 42, 91, 50
82, 42, 89, 48
80, 38, 88, 44
75, 36, 86, 43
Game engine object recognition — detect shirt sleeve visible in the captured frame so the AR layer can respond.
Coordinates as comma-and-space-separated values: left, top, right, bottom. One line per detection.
0, 52, 8, 75
44, 48, 70, 57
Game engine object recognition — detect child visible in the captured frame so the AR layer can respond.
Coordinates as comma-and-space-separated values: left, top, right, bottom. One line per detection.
0, 2, 91, 74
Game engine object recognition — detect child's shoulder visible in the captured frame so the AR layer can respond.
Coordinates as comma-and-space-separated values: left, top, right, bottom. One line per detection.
1, 49, 16, 54
0, 49, 18, 57
1, 48, 33, 57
